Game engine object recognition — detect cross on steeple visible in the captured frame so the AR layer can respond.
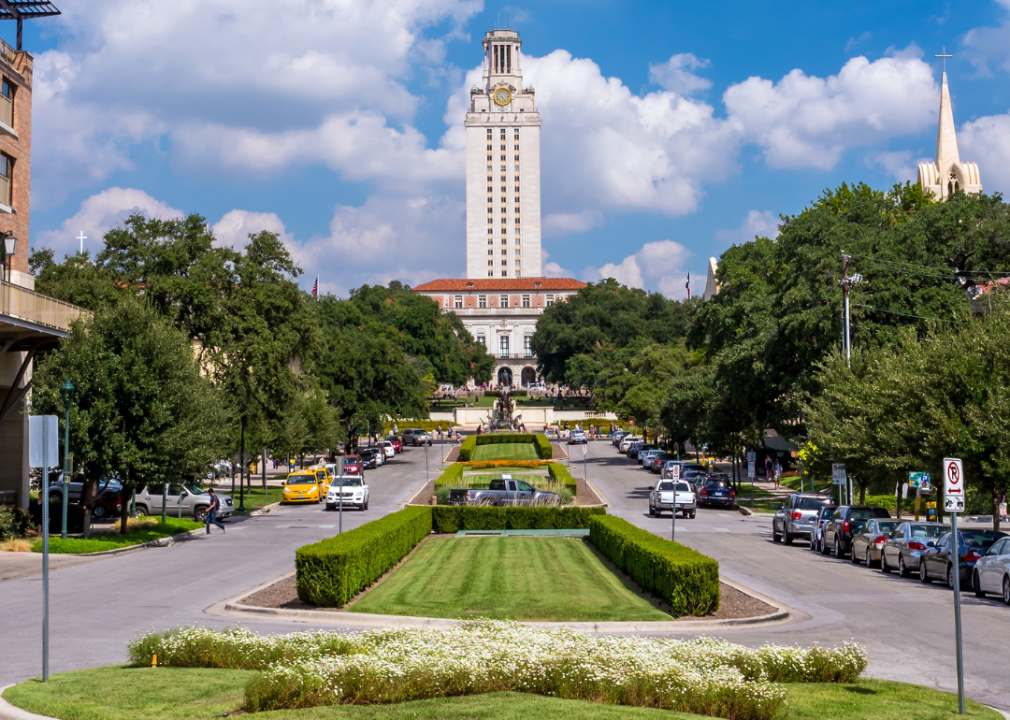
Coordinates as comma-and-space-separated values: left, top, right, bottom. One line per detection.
935, 46, 953, 73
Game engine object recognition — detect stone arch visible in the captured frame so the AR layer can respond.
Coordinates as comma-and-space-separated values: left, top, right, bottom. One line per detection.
497, 366, 513, 388
521, 367, 537, 386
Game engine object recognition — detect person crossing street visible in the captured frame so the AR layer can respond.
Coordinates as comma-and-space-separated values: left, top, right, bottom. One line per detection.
205, 487, 226, 535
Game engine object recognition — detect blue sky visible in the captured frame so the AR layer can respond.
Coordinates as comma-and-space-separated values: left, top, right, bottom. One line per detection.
16, 0, 1010, 296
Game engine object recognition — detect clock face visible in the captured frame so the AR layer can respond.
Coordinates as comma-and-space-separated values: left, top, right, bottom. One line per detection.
494, 87, 512, 106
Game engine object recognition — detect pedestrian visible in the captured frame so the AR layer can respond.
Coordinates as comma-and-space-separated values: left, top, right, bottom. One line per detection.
205, 488, 226, 535
773, 459, 782, 490
764, 456, 772, 482
1000, 492, 1008, 523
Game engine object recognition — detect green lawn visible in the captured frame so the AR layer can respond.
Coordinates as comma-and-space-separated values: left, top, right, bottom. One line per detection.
32, 519, 203, 554
350, 536, 671, 622
221, 484, 284, 513
3, 668, 999, 720
470, 444, 540, 462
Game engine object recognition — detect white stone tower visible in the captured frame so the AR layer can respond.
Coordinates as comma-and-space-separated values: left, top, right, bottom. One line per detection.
917, 65, 982, 200
465, 29, 542, 279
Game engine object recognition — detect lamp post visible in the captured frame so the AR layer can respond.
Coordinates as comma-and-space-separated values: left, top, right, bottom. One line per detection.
1, 232, 16, 282
59, 378, 74, 540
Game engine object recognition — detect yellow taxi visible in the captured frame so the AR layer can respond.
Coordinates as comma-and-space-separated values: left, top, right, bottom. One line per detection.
282, 470, 325, 504
311, 464, 334, 491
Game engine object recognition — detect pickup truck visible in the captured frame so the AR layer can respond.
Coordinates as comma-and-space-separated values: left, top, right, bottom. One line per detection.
465, 476, 561, 506
648, 479, 697, 518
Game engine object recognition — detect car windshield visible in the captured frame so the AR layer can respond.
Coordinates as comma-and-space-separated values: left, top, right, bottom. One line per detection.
331, 476, 362, 487
960, 531, 1005, 547
184, 483, 206, 495
343, 458, 358, 466
286, 474, 317, 485
910, 524, 945, 538
705, 479, 730, 488
848, 508, 881, 520
877, 521, 899, 534
797, 497, 832, 510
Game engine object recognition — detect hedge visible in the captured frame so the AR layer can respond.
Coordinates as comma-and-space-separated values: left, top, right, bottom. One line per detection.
588, 515, 719, 617
547, 463, 577, 495
458, 433, 553, 461
432, 463, 465, 488
431, 506, 606, 533
483, 390, 528, 398
295, 506, 432, 607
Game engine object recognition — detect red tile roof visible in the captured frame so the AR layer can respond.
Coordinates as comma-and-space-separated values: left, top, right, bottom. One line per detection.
412, 277, 587, 292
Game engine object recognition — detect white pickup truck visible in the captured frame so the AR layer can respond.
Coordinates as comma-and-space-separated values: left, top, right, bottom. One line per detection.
648, 479, 697, 519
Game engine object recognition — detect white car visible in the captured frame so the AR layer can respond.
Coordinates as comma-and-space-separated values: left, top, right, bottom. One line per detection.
619, 436, 641, 453
378, 441, 395, 459
326, 475, 369, 511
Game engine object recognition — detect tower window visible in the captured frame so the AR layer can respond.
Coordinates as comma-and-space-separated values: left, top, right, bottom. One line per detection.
479, 295, 487, 308
546, 294, 555, 306
454, 296, 463, 309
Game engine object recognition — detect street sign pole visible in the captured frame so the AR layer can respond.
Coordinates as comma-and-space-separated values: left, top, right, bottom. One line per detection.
943, 457, 966, 715
30, 415, 58, 683
670, 464, 680, 544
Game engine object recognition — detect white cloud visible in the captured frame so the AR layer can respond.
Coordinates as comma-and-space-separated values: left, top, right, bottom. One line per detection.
715, 210, 781, 246
544, 261, 570, 278
583, 239, 691, 298
542, 211, 604, 237
959, 112, 1010, 194
724, 51, 938, 169
36, 187, 183, 257
866, 150, 931, 183
648, 53, 712, 95
211, 210, 291, 251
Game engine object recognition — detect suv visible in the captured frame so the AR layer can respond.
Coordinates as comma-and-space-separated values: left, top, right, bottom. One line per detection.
401, 429, 433, 446
697, 475, 735, 508
809, 504, 838, 551
772, 493, 833, 545
134, 483, 234, 522
822, 505, 891, 558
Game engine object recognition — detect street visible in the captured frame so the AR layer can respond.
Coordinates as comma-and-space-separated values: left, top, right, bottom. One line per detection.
2, 441, 1008, 712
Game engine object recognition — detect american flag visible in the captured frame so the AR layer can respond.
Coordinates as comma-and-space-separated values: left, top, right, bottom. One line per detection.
311, 274, 318, 300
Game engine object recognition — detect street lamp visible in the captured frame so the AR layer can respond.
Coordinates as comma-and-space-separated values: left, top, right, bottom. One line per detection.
59, 378, 74, 540
1, 232, 16, 282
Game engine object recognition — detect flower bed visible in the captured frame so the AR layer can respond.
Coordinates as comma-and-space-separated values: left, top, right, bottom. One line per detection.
129, 623, 868, 720
463, 459, 550, 470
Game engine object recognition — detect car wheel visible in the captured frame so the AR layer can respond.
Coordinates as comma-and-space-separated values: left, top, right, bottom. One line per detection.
947, 565, 957, 590
134, 505, 148, 517
92, 505, 107, 519
364, 499, 369, 511
898, 554, 909, 578
919, 561, 932, 584
881, 552, 891, 574
648, 504, 656, 517
819, 537, 829, 555
689, 511, 696, 519
194, 506, 208, 523
1003, 576, 1010, 606
772, 524, 781, 543
974, 571, 985, 598
834, 538, 843, 559
866, 547, 874, 568
325, 504, 334, 511
850, 545, 860, 564
784, 532, 794, 545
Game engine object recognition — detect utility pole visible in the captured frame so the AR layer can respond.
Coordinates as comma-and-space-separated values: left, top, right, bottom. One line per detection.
840, 252, 863, 367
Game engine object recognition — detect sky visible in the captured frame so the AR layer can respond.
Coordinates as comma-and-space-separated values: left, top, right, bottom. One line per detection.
15, 0, 1010, 297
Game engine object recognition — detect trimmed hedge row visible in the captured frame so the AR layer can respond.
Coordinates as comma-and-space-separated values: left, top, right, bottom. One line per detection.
432, 463, 465, 488
547, 462, 578, 495
483, 390, 528, 398
588, 515, 720, 617
431, 506, 606, 533
458, 433, 553, 461
295, 506, 432, 607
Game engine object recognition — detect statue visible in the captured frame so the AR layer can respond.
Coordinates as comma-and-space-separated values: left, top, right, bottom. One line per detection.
485, 390, 523, 431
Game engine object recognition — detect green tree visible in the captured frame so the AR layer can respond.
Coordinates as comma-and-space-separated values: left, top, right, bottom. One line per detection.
32, 297, 227, 534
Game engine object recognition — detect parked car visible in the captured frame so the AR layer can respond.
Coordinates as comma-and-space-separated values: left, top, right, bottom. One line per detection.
683, 468, 709, 489
281, 471, 325, 504
849, 518, 899, 566
697, 475, 736, 508
972, 536, 1010, 603
357, 448, 380, 469
135, 483, 234, 521
378, 441, 395, 459
648, 479, 697, 518
401, 428, 433, 446
611, 430, 631, 446
325, 475, 369, 511
47, 476, 122, 504
567, 430, 588, 445
387, 436, 403, 453
920, 529, 1007, 589
880, 521, 947, 577
661, 461, 706, 481
629, 443, 656, 461
619, 436, 641, 453
821, 506, 891, 558
465, 476, 561, 506
772, 492, 833, 544
639, 449, 661, 469
646, 452, 673, 473
341, 455, 363, 476
809, 504, 839, 551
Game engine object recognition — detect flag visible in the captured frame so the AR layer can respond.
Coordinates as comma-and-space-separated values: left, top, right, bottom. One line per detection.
685, 270, 690, 301
311, 274, 318, 300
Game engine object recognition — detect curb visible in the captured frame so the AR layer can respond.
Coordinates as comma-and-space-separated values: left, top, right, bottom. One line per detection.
22, 525, 213, 559
0, 685, 57, 720
249, 501, 281, 517
205, 572, 793, 633
737, 506, 753, 516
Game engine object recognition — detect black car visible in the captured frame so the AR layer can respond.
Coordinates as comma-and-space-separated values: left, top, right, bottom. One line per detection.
358, 448, 380, 469
919, 529, 1008, 589
628, 443, 656, 460
697, 475, 735, 508
822, 505, 891, 558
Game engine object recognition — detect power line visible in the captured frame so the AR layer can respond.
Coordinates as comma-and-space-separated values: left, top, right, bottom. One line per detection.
851, 303, 958, 325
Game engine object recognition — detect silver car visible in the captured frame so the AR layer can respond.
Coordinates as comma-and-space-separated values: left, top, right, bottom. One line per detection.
134, 483, 234, 522
973, 536, 1010, 603
772, 493, 833, 545
880, 521, 946, 577
849, 518, 900, 567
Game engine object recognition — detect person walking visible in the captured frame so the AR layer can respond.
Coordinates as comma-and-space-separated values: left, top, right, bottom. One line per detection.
772, 459, 782, 490
205, 488, 226, 535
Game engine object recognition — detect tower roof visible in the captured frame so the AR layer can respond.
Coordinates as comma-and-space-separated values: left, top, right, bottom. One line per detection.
936, 71, 960, 168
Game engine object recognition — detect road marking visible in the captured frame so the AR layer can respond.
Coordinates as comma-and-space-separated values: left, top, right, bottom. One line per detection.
318, 524, 336, 529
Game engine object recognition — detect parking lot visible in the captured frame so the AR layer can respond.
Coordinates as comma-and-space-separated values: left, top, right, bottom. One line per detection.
585, 438, 1010, 712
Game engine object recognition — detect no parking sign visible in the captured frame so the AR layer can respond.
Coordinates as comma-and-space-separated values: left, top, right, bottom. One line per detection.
943, 457, 964, 513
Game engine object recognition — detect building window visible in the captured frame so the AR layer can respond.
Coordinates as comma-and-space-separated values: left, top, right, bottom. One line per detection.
0, 77, 12, 129
488, 270, 493, 277
499, 295, 507, 307
454, 295, 463, 309
478, 295, 487, 308
500, 335, 510, 357
487, 249, 493, 256
477, 334, 485, 346
502, 270, 507, 277
501, 259, 507, 267
524, 336, 532, 357
546, 294, 554, 306
0, 153, 12, 207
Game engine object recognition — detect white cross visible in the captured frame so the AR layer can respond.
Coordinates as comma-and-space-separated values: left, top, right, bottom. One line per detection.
935, 46, 953, 74
76, 231, 86, 253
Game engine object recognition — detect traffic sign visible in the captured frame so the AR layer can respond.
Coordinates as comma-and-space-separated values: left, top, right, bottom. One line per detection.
943, 457, 964, 513
909, 472, 930, 490
746, 450, 756, 462
832, 463, 846, 486
670, 464, 681, 480
747, 461, 756, 479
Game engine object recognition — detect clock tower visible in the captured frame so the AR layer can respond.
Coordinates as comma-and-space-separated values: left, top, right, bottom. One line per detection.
465, 29, 542, 279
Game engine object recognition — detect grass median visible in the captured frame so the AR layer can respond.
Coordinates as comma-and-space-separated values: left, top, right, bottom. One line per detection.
349, 535, 671, 622
31, 518, 203, 554
4, 667, 999, 720
470, 444, 541, 462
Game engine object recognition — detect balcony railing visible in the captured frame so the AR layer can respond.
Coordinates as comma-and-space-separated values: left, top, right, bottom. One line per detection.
0, 279, 91, 333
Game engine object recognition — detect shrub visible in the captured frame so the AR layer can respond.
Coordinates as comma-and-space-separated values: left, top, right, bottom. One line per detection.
459, 433, 552, 461
432, 463, 465, 487
295, 506, 432, 607
463, 460, 549, 470
0, 504, 31, 540
457, 435, 477, 461
589, 515, 719, 617
533, 434, 553, 459
546, 463, 577, 495
431, 506, 604, 533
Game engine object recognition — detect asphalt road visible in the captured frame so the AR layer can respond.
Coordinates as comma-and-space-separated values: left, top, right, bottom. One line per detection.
0, 444, 437, 687
581, 441, 1010, 711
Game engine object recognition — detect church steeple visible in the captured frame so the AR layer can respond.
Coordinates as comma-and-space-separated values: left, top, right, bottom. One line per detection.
917, 52, 982, 201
